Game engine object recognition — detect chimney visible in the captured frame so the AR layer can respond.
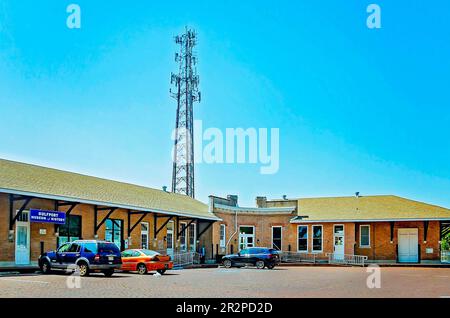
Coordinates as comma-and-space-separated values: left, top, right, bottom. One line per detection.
227, 195, 238, 207
256, 196, 267, 208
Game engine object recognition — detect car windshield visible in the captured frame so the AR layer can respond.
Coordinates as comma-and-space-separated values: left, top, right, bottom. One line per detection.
98, 243, 120, 253
140, 249, 160, 256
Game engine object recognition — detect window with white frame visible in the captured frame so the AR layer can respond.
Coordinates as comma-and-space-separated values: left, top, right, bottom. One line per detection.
297, 225, 308, 252
360, 225, 370, 247
219, 224, 226, 248
312, 225, 323, 252
189, 223, 196, 251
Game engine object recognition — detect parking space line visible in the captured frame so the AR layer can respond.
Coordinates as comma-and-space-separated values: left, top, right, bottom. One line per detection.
0, 278, 50, 284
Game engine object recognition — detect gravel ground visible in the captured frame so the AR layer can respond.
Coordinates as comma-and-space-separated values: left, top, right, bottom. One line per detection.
0, 266, 449, 298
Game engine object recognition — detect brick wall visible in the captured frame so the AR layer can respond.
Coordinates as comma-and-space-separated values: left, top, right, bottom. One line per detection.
211, 214, 442, 262
0, 193, 202, 264
354, 221, 441, 261
212, 211, 297, 254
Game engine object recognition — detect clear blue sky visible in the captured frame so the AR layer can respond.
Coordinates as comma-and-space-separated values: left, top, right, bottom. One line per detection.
1, 1, 449, 208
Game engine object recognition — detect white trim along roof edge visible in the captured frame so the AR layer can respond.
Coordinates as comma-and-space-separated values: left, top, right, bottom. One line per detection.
290, 217, 450, 223
214, 203, 296, 214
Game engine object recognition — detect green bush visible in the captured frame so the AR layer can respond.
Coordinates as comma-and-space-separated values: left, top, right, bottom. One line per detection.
442, 232, 450, 251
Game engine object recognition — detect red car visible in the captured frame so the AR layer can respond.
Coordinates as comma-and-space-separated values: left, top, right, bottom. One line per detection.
120, 249, 173, 275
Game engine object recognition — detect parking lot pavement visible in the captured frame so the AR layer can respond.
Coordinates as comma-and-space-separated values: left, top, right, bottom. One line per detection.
0, 266, 449, 298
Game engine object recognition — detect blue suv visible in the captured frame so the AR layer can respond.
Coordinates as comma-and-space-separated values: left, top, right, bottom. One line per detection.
38, 240, 122, 277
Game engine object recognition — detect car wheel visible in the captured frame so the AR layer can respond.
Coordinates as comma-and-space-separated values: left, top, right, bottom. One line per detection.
137, 263, 148, 275
40, 260, 51, 274
77, 262, 90, 277
223, 259, 232, 268
255, 260, 265, 269
267, 263, 275, 270
103, 269, 114, 277
156, 269, 166, 275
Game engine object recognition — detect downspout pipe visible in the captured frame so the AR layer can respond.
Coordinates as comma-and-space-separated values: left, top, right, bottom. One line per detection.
226, 209, 238, 252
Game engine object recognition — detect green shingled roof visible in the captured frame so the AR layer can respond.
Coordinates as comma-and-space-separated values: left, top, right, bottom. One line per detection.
0, 158, 218, 220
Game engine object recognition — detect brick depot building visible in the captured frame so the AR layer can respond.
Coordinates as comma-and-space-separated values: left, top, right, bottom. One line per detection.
2, 158, 450, 268
210, 195, 450, 263
0, 159, 219, 268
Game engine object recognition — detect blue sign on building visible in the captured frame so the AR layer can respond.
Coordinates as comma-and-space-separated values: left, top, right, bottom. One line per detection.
30, 209, 66, 225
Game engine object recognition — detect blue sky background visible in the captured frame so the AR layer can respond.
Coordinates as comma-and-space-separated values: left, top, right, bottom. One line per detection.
0, 1, 449, 207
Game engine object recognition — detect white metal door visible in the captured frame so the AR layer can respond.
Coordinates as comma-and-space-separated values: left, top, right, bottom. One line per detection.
166, 221, 174, 255
398, 228, 418, 263
15, 211, 30, 265
333, 225, 345, 260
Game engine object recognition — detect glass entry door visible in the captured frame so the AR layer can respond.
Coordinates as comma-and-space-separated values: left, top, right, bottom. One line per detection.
105, 219, 123, 250
272, 226, 282, 250
239, 226, 255, 250
58, 215, 81, 247
141, 222, 149, 249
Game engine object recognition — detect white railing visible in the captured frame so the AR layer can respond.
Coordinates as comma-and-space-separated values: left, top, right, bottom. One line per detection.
327, 253, 368, 266
156, 250, 201, 267
278, 252, 317, 263
442, 251, 450, 264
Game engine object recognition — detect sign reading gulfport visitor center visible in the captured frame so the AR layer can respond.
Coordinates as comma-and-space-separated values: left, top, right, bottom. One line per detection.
30, 209, 66, 224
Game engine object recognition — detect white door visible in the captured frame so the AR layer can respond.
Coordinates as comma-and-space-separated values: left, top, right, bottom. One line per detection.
398, 228, 419, 263
141, 222, 149, 249
239, 226, 255, 250
15, 211, 30, 265
166, 221, 174, 255
333, 225, 345, 260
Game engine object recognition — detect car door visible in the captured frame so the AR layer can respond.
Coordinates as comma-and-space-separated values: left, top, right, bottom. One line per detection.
247, 248, 261, 265
64, 243, 81, 267
129, 250, 143, 271
54, 243, 70, 268
236, 249, 250, 265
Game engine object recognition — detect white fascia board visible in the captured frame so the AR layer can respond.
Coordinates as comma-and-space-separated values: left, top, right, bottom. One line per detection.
215, 203, 296, 214
290, 217, 450, 223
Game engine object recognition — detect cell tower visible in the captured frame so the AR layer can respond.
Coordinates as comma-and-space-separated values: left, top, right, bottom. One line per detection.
170, 27, 201, 198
